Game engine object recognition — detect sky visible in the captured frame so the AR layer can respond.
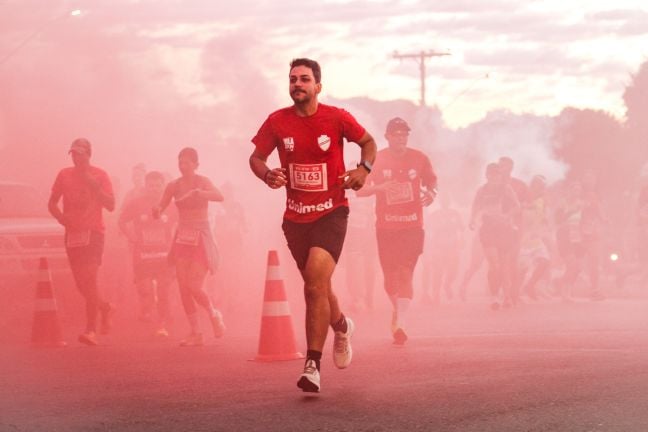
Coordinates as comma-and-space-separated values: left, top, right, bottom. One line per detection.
1, 0, 647, 129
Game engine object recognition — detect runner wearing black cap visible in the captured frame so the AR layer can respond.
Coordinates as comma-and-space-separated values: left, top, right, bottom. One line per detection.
357, 117, 437, 345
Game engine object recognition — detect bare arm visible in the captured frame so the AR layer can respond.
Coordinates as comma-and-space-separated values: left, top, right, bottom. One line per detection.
47, 190, 66, 227
340, 131, 377, 191
85, 172, 115, 212
249, 148, 286, 189
98, 189, 115, 212
198, 177, 224, 202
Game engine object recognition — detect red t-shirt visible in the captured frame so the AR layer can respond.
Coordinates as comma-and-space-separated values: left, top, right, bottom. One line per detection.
51, 166, 113, 233
370, 147, 437, 230
252, 103, 366, 223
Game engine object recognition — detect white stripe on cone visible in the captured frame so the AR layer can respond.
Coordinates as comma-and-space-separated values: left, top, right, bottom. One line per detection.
262, 301, 291, 317
34, 298, 58, 312
265, 265, 281, 281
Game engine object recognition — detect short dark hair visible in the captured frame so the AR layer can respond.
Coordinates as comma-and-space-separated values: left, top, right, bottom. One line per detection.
290, 58, 321, 83
145, 170, 165, 183
178, 147, 199, 163
486, 162, 501, 175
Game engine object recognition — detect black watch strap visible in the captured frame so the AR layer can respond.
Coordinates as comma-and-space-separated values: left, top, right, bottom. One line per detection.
358, 160, 372, 173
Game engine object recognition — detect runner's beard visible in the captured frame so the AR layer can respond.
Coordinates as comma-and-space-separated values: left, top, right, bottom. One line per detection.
291, 91, 311, 104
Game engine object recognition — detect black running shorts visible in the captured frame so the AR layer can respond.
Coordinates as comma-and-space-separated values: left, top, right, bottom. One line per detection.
282, 206, 349, 270
376, 227, 424, 274
65, 230, 105, 267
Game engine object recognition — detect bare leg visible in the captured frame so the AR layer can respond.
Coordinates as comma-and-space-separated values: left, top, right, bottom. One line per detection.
186, 260, 213, 313
70, 262, 105, 333
175, 259, 197, 317
301, 247, 337, 352
136, 278, 155, 320
483, 246, 501, 303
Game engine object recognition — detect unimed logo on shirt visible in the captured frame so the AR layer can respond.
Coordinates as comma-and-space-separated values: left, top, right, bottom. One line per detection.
287, 198, 333, 214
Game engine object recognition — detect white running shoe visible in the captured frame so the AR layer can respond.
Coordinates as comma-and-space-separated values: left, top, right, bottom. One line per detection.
155, 328, 169, 338
78, 331, 98, 346
210, 310, 226, 338
179, 333, 204, 347
297, 359, 321, 393
333, 317, 354, 369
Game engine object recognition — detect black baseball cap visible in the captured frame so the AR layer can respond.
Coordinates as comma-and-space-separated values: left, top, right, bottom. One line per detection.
386, 117, 411, 134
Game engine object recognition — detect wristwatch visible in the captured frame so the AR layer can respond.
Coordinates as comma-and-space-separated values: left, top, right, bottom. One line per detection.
357, 160, 373, 173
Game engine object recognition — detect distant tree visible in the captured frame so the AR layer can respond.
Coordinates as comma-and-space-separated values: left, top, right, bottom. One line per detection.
553, 107, 623, 183
623, 60, 648, 134
623, 60, 648, 174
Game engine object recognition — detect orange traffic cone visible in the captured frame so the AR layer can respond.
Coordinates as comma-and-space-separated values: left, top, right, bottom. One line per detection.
31, 257, 66, 347
253, 250, 303, 361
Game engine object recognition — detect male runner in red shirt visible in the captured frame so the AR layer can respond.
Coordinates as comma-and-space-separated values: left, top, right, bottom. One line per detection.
357, 118, 437, 345
249, 58, 376, 392
48, 138, 115, 346
119, 171, 176, 336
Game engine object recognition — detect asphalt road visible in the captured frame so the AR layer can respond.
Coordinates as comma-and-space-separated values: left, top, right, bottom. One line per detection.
2, 298, 648, 432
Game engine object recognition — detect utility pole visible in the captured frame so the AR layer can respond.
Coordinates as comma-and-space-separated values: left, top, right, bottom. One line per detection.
393, 50, 450, 107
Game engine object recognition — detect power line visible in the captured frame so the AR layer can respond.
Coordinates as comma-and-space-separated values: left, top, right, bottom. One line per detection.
443, 72, 491, 112
393, 49, 450, 107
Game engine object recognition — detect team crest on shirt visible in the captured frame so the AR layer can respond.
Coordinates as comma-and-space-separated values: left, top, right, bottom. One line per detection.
283, 137, 295, 152
408, 169, 418, 180
383, 169, 392, 179
317, 135, 331, 151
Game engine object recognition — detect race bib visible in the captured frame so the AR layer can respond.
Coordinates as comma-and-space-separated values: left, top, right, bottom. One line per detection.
66, 230, 91, 248
386, 182, 414, 205
175, 227, 200, 246
289, 163, 327, 192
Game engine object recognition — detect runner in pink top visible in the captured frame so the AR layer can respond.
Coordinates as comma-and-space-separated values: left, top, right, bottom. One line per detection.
48, 138, 115, 346
250, 58, 377, 393
153, 147, 226, 346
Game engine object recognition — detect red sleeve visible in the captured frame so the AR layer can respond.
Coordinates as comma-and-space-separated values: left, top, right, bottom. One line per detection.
251, 116, 279, 157
339, 109, 366, 143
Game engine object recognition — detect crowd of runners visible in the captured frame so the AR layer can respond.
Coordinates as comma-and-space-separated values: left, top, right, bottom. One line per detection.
46, 58, 648, 393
